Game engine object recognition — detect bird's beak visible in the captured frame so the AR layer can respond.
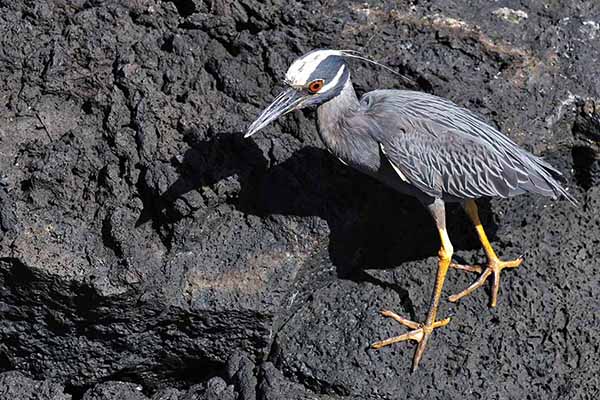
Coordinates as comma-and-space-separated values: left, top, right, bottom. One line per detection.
245, 88, 305, 138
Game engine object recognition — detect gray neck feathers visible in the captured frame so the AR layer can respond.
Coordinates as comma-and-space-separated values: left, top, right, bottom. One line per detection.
316, 77, 359, 151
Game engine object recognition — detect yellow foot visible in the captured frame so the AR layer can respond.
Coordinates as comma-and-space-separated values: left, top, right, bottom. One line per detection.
449, 256, 523, 307
371, 310, 450, 371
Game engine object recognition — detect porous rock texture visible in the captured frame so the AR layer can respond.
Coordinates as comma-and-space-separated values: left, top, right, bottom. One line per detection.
0, 1, 599, 399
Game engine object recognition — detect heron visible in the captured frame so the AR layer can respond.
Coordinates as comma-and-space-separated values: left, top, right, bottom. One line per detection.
244, 49, 576, 371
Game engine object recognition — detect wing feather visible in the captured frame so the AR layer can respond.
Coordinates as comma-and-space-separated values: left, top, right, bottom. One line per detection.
351, 90, 576, 203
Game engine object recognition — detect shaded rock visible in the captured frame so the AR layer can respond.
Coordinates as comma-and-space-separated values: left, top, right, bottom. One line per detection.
151, 388, 183, 400
258, 362, 337, 400
574, 98, 600, 142
179, 377, 236, 400
226, 351, 257, 400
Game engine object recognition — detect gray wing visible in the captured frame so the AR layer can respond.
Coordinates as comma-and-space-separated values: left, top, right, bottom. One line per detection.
377, 120, 529, 199
356, 90, 576, 202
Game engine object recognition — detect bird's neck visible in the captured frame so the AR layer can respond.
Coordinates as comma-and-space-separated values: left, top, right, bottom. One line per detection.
317, 77, 359, 151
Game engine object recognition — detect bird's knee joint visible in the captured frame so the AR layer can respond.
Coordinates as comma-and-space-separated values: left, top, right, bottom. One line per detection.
438, 245, 453, 261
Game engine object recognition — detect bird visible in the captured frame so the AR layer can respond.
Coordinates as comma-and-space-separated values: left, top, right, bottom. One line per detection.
244, 49, 576, 371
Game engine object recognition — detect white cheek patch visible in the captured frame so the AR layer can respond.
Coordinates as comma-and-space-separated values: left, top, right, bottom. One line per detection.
318, 65, 345, 93
285, 50, 342, 86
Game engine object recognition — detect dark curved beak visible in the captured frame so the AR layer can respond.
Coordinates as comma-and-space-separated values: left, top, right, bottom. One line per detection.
245, 88, 305, 138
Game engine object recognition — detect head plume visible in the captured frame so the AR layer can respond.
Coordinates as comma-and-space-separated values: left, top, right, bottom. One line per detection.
334, 49, 413, 85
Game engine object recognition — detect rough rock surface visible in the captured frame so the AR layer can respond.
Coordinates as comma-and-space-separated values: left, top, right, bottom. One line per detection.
0, 0, 599, 399
0, 371, 70, 400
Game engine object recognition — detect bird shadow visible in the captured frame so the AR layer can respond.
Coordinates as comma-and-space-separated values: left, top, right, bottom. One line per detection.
137, 131, 499, 281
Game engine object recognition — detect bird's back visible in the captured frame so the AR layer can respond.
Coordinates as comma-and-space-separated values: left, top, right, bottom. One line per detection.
351, 89, 575, 203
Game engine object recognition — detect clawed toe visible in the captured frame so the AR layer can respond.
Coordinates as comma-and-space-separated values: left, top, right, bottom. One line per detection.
371, 309, 450, 371
450, 262, 483, 273
449, 257, 523, 307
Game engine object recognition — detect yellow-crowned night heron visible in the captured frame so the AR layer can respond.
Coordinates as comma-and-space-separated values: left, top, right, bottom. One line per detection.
245, 49, 576, 371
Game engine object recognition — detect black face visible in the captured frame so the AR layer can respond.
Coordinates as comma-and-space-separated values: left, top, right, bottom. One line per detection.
245, 50, 349, 138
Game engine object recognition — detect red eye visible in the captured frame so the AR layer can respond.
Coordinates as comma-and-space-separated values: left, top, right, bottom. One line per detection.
308, 79, 324, 93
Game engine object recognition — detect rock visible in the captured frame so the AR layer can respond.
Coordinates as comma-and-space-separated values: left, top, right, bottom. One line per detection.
181, 377, 237, 400
226, 351, 257, 400
82, 382, 147, 400
492, 7, 528, 24
151, 388, 183, 400
0, 371, 70, 400
0, 0, 599, 399
258, 362, 335, 400
574, 98, 600, 142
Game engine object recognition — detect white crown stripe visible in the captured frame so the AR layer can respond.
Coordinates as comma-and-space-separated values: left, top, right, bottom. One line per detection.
285, 50, 343, 86
318, 65, 345, 93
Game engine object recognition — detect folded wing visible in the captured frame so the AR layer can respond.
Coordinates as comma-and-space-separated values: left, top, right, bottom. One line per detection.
355, 90, 576, 203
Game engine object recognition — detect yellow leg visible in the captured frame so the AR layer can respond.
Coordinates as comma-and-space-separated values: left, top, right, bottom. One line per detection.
449, 199, 523, 307
371, 227, 453, 371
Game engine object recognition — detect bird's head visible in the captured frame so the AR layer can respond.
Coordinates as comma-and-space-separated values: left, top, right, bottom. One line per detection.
245, 49, 349, 138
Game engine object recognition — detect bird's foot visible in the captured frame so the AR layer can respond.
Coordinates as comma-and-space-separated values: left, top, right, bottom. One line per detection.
449, 256, 523, 307
371, 310, 450, 371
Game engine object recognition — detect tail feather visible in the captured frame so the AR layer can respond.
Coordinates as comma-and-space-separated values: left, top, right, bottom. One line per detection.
521, 155, 578, 206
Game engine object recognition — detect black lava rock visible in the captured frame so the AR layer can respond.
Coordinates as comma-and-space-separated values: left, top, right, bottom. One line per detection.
0, 1, 598, 399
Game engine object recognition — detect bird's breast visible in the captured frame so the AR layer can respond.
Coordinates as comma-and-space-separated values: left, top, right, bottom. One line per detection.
317, 117, 422, 198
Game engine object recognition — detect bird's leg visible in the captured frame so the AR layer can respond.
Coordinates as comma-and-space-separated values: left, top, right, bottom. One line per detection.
449, 199, 523, 307
371, 199, 452, 371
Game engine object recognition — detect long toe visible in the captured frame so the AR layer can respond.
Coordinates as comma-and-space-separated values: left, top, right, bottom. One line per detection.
449, 256, 523, 306
450, 262, 483, 273
412, 332, 431, 372
371, 310, 450, 370
489, 256, 523, 307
